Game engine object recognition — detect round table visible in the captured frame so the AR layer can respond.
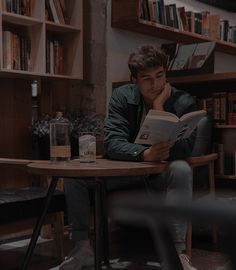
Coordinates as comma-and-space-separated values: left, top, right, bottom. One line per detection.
27, 158, 168, 177
25, 159, 167, 270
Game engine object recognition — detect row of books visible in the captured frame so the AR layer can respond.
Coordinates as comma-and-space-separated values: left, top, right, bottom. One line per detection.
46, 38, 63, 75
45, 0, 66, 24
2, 30, 31, 71
197, 92, 236, 125
140, 0, 236, 44
215, 143, 235, 175
2, 0, 31, 16
161, 41, 215, 71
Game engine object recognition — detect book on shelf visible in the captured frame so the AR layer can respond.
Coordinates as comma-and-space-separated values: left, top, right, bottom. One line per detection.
134, 109, 206, 145
227, 92, 236, 125
185, 11, 195, 32
59, 0, 66, 13
220, 20, 230, 41
162, 41, 215, 75
165, 4, 179, 29
188, 41, 215, 69
209, 14, 220, 39
2, 30, 31, 71
54, 0, 65, 24
194, 12, 202, 34
2, 0, 31, 16
64, 0, 75, 24
201, 11, 210, 36
138, 1, 236, 44
158, 0, 166, 25
152, 0, 160, 24
48, 0, 60, 23
46, 38, 63, 75
148, 0, 156, 22
211, 92, 236, 125
140, 0, 150, 21
161, 43, 179, 70
177, 6, 188, 31
170, 43, 197, 70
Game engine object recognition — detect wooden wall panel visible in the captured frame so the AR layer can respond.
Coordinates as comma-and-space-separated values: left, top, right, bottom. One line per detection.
0, 79, 32, 187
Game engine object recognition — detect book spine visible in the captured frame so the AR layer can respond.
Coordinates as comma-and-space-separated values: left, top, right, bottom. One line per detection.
49, 0, 60, 23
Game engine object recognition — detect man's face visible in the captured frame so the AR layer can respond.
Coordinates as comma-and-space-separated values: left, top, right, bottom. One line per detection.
134, 66, 166, 104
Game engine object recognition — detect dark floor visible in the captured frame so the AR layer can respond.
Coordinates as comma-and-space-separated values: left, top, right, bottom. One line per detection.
0, 225, 228, 270
1, 183, 236, 270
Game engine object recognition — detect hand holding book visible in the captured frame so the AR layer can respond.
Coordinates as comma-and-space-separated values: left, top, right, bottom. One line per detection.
142, 141, 173, 162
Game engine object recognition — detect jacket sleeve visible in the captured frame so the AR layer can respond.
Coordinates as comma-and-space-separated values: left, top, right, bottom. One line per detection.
104, 89, 148, 161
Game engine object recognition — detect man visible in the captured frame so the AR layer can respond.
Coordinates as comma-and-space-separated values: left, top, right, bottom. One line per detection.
50, 44, 198, 270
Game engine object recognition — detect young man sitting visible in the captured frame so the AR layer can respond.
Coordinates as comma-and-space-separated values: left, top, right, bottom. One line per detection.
50, 44, 198, 270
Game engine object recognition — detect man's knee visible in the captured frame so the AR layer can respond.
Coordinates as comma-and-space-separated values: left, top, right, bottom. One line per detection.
169, 160, 191, 175
168, 160, 192, 187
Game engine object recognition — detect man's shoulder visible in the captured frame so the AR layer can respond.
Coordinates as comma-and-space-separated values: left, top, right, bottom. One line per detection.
172, 87, 195, 104
171, 86, 196, 115
113, 83, 136, 94
112, 83, 140, 105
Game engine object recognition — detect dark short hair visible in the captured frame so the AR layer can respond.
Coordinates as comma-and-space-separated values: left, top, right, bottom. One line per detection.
128, 44, 168, 78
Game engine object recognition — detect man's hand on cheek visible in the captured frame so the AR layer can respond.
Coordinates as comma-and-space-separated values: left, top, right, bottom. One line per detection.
153, 82, 171, 110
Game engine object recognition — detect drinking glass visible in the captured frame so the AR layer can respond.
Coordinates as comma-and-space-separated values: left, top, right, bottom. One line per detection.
78, 132, 96, 163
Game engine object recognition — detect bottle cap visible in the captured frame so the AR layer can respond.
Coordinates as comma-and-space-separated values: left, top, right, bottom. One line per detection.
56, 111, 63, 118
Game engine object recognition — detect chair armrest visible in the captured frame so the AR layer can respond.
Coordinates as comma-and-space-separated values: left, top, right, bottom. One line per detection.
186, 153, 218, 168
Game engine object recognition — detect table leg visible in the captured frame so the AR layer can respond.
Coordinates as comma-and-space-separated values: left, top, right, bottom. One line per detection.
21, 176, 58, 270
101, 180, 110, 266
94, 179, 102, 270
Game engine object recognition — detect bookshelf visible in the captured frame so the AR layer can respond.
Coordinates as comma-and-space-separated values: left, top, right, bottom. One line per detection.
111, 0, 236, 55
0, 0, 83, 188
168, 72, 236, 85
0, 0, 83, 79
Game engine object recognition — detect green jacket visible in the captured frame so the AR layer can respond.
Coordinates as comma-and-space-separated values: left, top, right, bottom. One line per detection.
104, 84, 197, 161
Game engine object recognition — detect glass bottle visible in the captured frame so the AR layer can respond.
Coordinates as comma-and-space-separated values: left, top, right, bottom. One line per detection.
49, 112, 71, 162
31, 80, 38, 125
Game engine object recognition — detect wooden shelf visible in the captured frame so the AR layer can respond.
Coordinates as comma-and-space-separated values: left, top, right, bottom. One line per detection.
45, 21, 81, 33
216, 175, 236, 180
215, 125, 236, 129
113, 72, 236, 87
112, 0, 236, 55
168, 72, 236, 85
2, 12, 42, 26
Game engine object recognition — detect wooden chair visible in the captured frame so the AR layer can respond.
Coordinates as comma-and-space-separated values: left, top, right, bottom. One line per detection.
0, 158, 65, 260
185, 153, 217, 258
185, 115, 217, 258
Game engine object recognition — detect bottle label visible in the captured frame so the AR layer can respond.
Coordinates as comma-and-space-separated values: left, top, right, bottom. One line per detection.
50, 145, 71, 158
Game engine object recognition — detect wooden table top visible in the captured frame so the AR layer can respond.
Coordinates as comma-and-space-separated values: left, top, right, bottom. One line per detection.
27, 159, 168, 178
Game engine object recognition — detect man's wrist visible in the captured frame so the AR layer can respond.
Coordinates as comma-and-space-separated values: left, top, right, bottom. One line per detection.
138, 151, 145, 161
153, 103, 164, 110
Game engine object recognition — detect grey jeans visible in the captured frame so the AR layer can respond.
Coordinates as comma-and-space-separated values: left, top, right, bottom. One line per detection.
64, 160, 193, 253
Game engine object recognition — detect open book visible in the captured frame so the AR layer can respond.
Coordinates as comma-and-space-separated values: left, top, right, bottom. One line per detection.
135, 109, 206, 145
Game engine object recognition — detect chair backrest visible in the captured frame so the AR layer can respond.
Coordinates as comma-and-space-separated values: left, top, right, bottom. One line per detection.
191, 115, 213, 157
